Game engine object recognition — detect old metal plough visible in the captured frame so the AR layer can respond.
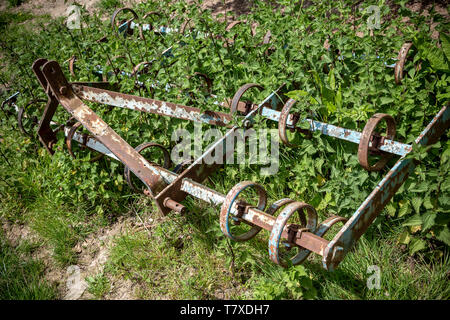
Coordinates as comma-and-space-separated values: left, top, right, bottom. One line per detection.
17, 56, 447, 271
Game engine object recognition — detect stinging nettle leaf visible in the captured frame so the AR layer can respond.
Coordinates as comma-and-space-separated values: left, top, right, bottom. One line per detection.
409, 237, 427, 254
402, 213, 422, 226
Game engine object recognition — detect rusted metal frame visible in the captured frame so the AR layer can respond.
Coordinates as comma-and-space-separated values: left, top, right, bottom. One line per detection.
73, 82, 411, 157
55, 113, 330, 254
261, 105, 412, 156
26, 70, 449, 268
322, 105, 450, 271
39, 61, 448, 269
152, 86, 286, 215
35, 59, 174, 199
36, 97, 60, 155
32, 59, 69, 155
72, 84, 233, 127
71, 83, 282, 126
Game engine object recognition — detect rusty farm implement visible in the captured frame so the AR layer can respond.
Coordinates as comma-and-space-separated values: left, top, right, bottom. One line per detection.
0, 55, 440, 271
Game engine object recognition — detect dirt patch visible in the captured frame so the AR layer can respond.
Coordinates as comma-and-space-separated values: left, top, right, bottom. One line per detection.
65, 216, 140, 299
1, 221, 34, 247
1, 219, 64, 295
199, 0, 254, 18
0, 0, 255, 19
0, 0, 100, 18
1, 216, 144, 300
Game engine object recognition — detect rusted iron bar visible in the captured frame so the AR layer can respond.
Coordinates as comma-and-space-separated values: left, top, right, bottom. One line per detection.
268, 104, 412, 157
72, 83, 412, 157
72, 84, 233, 127
322, 104, 450, 271
34, 59, 170, 198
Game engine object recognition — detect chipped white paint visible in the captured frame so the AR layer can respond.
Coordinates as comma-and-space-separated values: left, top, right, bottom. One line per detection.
76, 87, 229, 125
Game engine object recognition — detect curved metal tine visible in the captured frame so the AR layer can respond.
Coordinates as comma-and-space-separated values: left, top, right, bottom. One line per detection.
111, 7, 139, 37
290, 215, 347, 266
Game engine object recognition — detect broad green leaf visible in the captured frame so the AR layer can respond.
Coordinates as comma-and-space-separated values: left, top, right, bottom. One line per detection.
328, 68, 335, 90
286, 90, 309, 100
423, 197, 434, 210
326, 101, 336, 113
398, 230, 411, 245
411, 197, 423, 214
409, 238, 427, 254
380, 97, 394, 105
402, 213, 422, 226
386, 203, 396, 217
422, 212, 436, 231
398, 200, 411, 218
436, 227, 450, 246
335, 85, 342, 109
441, 33, 450, 62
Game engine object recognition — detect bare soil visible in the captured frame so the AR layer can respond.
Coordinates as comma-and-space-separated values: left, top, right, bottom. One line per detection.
1, 215, 143, 299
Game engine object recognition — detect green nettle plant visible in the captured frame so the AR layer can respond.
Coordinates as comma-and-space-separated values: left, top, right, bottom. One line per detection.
253, 265, 318, 299
0, 0, 448, 299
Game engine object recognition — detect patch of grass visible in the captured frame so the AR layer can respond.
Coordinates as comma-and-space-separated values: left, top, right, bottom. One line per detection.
105, 201, 449, 300
304, 225, 450, 300
86, 273, 111, 299
106, 202, 245, 299
7, 0, 24, 8
29, 200, 81, 266
0, 230, 57, 300
0, 118, 126, 267
0, 11, 33, 30
97, 0, 122, 11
